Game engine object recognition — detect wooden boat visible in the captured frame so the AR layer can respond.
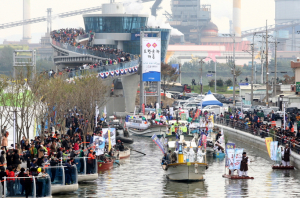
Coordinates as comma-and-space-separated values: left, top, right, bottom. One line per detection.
97, 160, 114, 171
116, 148, 131, 159
213, 152, 225, 158
128, 125, 166, 137
163, 162, 207, 181
222, 174, 254, 179
272, 165, 295, 170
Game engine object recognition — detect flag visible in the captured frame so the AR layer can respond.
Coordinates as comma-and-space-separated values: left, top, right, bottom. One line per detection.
151, 134, 165, 154
103, 106, 107, 118
270, 141, 278, 161
255, 51, 261, 59
108, 129, 111, 152
265, 137, 273, 158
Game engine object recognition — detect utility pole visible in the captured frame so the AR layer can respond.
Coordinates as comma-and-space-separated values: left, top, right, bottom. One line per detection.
215, 61, 217, 93
274, 39, 278, 97
261, 35, 264, 84
266, 20, 269, 107
199, 59, 204, 110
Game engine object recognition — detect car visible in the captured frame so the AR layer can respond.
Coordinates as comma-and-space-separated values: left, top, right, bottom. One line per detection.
286, 107, 298, 114
182, 102, 200, 111
224, 96, 238, 104
242, 105, 251, 113
172, 100, 187, 110
177, 95, 191, 100
202, 105, 221, 113
263, 108, 273, 121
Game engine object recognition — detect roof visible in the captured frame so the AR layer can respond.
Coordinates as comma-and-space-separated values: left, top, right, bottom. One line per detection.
167, 45, 226, 52
83, 14, 149, 17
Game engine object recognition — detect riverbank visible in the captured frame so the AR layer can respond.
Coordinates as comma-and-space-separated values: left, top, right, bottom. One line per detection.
216, 124, 300, 169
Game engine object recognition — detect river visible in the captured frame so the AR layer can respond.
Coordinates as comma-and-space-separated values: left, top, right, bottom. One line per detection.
54, 136, 300, 198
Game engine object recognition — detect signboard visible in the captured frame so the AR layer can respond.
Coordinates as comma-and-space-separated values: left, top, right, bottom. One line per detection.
296, 82, 300, 92
206, 74, 213, 77
151, 134, 165, 154
142, 38, 161, 81
93, 136, 105, 156
226, 149, 235, 170
239, 82, 249, 86
233, 148, 244, 170
180, 113, 187, 120
265, 137, 273, 158
227, 86, 233, 91
102, 128, 116, 147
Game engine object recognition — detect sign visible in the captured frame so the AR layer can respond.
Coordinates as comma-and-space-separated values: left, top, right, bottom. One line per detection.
233, 148, 244, 170
180, 113, 187, 120
93, 136, 105, 156
270, 141, 278, 161
206, 74, 213, 77
296, 82, 300, 92
102, 128, 116, 147
151, 134, 165, 154
142, 38, 161, 81
226, 149, 235, 170
225, 143, 235, 167
239, 82, 249, 86
265, 137, 273, 158
227, 86, 233, 91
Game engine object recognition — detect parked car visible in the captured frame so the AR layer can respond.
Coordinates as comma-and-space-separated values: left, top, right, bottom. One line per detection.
263, 108, 273, 121
182, 102, 200, 111
224, 97, 238, 104
286, 107, 298, 114
202, 105, 222, 113
177, 95, 191, 100
172, 100, 187, 110
242, 105, 251, 113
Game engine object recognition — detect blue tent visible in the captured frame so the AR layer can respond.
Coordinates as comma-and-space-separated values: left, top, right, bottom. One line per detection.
200, 90, 223, 107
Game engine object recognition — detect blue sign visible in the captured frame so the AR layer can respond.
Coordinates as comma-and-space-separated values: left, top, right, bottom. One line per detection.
151, 134, 165, 154
206, 74, 213, 77
239, 82, 249, 86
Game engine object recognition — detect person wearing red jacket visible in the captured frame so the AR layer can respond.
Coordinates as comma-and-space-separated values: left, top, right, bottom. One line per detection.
73, 140, 80, 151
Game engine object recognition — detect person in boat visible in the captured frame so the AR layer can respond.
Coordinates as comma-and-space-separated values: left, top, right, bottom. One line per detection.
282, 144, 291, 166
119, 142, 125, 151
123, 128, 130, 137
171, 151, 177, 163
180, 123, 188, 134
214, 141, 224, 153
216, 131, 222, 141
239, 152, 250, 177
171, 123, 176, 135
161, 153, 169, 165
166, 150, 172, 163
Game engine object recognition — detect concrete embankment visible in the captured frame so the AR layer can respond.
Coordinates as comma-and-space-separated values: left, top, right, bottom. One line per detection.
215, 124, 300, 169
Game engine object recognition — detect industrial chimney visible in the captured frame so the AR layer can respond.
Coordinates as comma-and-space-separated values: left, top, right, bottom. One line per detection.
23, 0, 31, 43
233, 0, 241, 37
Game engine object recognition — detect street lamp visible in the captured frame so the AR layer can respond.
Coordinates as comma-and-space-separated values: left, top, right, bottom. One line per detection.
223, 34, 236, 106
196, 57, 211, 110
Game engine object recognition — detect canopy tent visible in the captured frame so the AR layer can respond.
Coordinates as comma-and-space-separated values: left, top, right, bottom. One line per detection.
200, 90, 223, 107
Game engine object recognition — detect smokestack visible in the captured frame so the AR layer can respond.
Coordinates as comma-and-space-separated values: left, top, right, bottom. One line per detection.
23, 0, 31, 43
233, 0, 241, 37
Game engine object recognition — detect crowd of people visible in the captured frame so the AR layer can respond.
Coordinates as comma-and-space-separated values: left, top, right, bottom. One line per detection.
215, 108, 300, 154
50, 28, 134, 75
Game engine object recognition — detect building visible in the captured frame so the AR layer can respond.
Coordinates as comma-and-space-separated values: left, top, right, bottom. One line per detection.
82, 3, 171, 62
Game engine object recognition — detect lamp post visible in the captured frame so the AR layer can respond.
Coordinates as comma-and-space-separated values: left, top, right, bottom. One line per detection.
223, 34, 236, 106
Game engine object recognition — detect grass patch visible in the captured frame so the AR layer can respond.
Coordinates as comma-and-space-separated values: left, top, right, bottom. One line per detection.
191, 85, 239, 94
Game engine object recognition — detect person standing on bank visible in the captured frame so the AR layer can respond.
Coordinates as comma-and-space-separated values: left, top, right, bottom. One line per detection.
282, 144, 291, 166
239, 152, 250, 177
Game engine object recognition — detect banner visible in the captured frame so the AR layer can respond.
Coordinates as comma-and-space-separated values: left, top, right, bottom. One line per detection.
108, 129, 111, 152
227, 149, 235, 170
233, 148, 244, 170
202, 134, 207, 149
164, 138, 168, 153
225, 143, 235, 167
102, 128, 116, 147
270, 141, 278, 161
265, 137, 273, 158
142, 38, 161, 81
169, 107, 174, 116
93, 136, 105, 156
151, 134, 165, 154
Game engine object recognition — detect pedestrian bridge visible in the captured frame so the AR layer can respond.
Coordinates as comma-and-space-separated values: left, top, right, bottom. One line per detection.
51, 40, 140, 114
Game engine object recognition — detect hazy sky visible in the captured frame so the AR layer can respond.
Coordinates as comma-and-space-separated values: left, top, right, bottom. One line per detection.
0, 0, 275, 43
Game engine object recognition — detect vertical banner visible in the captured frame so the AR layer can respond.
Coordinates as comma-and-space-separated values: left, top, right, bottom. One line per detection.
151, 134, 165, 154
142, 38, 161, 81
93, 136, 105, 156
233, 148, 244, 170
202, 135, 207, 149
225, 143, 235, 167
169, 107, 174, 117
95, 105, 99, 127
270, 141, 278, 161
102, 128, 116, 147
227, 149, 235, 170
265, 137, 273, 158
108, 129, 111, 152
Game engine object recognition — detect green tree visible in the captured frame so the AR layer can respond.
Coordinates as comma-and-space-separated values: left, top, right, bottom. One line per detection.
225, 79, 233, 86
216, 78, 224, 87
208, 80, 214, 87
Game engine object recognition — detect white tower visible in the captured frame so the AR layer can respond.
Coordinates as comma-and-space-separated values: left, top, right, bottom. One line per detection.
233, 0, 241, 37
23, 0, 31, 43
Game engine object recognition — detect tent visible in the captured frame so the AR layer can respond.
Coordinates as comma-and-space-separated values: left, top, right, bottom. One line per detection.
200, 90, 223, 107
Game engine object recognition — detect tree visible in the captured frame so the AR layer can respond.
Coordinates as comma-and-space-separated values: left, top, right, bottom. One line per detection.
0, 46, 14, 75
225, 79, 233, 86
208, 80, 214, 87
216, 78, 224, 87
161, 63, 179, 99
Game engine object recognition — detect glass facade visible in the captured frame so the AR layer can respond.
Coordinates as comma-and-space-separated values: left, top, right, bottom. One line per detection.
84, 16, 148, 33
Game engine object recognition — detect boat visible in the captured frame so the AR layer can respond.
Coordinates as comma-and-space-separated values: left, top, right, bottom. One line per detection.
98, 160, 114, 171
162, 137, 208, 182
116, 148, 131, 159
272, 165, 295, 170
222, 174, 254, 179
213, 152, 225, 158
128, 125, 166, 137
116, 136, 134, 144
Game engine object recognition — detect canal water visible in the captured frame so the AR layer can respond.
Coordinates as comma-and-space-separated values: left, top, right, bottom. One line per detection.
54, 136, 300, 198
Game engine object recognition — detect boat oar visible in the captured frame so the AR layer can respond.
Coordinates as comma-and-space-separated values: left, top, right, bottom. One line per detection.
131, 149, 146, 155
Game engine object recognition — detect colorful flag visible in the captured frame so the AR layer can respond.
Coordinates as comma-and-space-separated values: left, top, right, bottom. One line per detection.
270, 141, 278, 161
265, 137, 273, 158
233, 148, 244, 170
151, 134, 165, 154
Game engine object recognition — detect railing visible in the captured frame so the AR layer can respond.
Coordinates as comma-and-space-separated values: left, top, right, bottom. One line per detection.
215, 118, 300, 154
74, 157, 97, 175
45, 165, 78, 185
4, 176, 51, 198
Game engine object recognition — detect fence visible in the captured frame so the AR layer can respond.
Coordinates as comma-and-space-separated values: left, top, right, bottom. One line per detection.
74, 157, 97, 175
3, 176, 51, 198
45, 165, 78, 185
215, 118, 300, 154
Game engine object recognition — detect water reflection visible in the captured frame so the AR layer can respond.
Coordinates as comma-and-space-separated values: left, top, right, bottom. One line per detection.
53, 136, 300, 198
